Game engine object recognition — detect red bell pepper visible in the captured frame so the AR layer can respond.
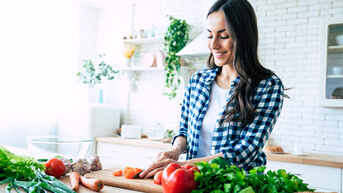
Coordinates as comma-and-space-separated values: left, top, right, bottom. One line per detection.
162, 163, 199, 193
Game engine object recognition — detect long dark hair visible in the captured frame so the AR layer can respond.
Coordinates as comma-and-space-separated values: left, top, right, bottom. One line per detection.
207, 0, 274, 127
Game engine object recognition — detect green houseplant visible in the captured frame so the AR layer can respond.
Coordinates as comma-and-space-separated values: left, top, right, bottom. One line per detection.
163, 15, 191, 99
77, 54, 118, 88
77, 54, 118, 102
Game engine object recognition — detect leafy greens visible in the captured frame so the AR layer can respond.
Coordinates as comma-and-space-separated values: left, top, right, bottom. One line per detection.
0, 145, 45, 181
192, 161, 315, 193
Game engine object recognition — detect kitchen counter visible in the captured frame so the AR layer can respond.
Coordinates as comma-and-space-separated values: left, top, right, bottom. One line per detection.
266, 152, 343, 168
96, 137, 343, 169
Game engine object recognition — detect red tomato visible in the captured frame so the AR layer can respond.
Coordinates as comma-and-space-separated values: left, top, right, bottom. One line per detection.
44, 158, 65, 178
153, 171, 163, 185
162, 163, 199, 193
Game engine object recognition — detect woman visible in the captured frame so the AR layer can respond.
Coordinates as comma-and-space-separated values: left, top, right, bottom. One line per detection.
140, 0, 285, 178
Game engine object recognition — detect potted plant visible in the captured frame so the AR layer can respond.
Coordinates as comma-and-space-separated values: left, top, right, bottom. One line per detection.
163, 15, 191, 99
77, 54, 119, 102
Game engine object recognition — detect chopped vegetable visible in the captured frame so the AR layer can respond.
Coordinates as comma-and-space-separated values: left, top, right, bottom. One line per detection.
88, 155, 102, 171
162, 163, 199, 193
71, 158, 90, 175
0, 145, 45, 181
112, 170, 123, 176
80, 176, 104, 192
45, 158, 65, 178
61, 157, 72, 175
124, 167, 142, 179
70, 172, 80, 191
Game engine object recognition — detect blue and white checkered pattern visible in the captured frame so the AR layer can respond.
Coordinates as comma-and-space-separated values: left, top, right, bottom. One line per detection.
174, 68, 284, 171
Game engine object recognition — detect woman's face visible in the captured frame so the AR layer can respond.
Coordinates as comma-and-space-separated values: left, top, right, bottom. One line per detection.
206, 10, 235, 67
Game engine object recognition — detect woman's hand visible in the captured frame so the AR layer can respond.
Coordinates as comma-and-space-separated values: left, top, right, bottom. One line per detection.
139, 149, 181, 179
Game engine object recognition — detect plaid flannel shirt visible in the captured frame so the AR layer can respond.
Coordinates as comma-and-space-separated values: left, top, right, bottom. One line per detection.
173, 68, 284, 171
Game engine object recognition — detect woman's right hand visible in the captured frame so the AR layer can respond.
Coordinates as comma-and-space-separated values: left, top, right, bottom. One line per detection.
138, 149, 181, 179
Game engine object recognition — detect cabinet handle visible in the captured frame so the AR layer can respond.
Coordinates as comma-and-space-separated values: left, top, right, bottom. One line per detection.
145, 156, 154, 159
111, 150, 119, 153
293, 173, 301, 176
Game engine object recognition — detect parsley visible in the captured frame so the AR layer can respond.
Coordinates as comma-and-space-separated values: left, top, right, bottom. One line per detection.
193, 161, 315, 193
0, 145, 45, 181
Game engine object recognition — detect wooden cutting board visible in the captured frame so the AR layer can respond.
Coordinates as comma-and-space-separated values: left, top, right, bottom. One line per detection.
84, 168, 163, 193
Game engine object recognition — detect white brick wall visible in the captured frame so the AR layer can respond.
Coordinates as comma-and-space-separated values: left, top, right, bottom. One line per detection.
126, 0, 343, 154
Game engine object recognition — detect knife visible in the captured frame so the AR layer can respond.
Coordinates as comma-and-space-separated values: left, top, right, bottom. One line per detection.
132, 170, 144, 179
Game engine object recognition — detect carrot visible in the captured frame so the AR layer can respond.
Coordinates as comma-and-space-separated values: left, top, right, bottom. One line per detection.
69, 172, 80, 192
80, 176, 104, 192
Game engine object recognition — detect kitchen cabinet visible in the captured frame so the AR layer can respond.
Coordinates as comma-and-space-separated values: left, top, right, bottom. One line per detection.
319, 17, 343, 107
96, 138, 170, 168
96, 137, 187, 169
266, 161, 342, 193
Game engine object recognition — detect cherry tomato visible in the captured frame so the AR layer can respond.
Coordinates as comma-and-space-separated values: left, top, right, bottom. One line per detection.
44, 158, 65, 178
153, 171, 163, 185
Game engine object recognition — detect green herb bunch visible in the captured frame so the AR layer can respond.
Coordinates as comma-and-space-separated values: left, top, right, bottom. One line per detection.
163, 15, 190, 99
77, 54, 119, 88
0, 146, 45, 181
193, 161, 315, 193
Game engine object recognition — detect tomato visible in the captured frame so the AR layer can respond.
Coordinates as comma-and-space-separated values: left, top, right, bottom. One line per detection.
153, 171, 163, 185
44, 158, 65, 178
112, 170, 123, 176
162, 163, 199, 193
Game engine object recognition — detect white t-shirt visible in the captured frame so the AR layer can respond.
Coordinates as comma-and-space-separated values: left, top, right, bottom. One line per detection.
196, 80, 230, 158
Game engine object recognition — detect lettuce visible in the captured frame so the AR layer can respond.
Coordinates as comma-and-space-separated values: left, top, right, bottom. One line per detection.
0, 145, 45, 181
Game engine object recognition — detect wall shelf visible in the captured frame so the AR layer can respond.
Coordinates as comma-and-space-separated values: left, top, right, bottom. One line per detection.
327, 75, 343, 78
328, 45, 343, 53
121, 66, 195, 92
123, 37, 164, 45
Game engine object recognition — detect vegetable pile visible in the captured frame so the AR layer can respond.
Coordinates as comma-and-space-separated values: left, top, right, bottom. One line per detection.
0, 146, 75, 193
193, 159, 315, 193
0, 146, 45, 181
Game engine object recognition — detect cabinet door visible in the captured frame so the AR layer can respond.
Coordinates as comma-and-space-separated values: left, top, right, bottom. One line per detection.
267, 161, 341, 192
319, 17, 343, 107
135, 146, 163, 168
97, 142, 136, 167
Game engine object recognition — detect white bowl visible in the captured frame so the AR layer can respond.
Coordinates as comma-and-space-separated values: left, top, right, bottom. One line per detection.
336, 35, 343, 46
332, 67, 343, 75
26, 136, 92, 161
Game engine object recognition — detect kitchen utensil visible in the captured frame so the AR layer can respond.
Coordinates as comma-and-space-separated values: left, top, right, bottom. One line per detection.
332, 67, 342, 75
140, 53, 156, 68
336, 34, 343, 45
26, 136, 92, 161
155, 50, 165, 67
85, 168, 163, 193
132, 170, 144, 179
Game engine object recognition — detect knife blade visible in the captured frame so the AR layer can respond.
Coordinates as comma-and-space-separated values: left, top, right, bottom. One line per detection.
132, 170, 144, 179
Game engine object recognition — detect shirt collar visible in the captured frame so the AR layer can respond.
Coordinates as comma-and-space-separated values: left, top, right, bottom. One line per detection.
205, 67, 241, 87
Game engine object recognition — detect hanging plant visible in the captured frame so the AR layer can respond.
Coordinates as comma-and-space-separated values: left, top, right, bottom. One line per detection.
163, 15, 191, 99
